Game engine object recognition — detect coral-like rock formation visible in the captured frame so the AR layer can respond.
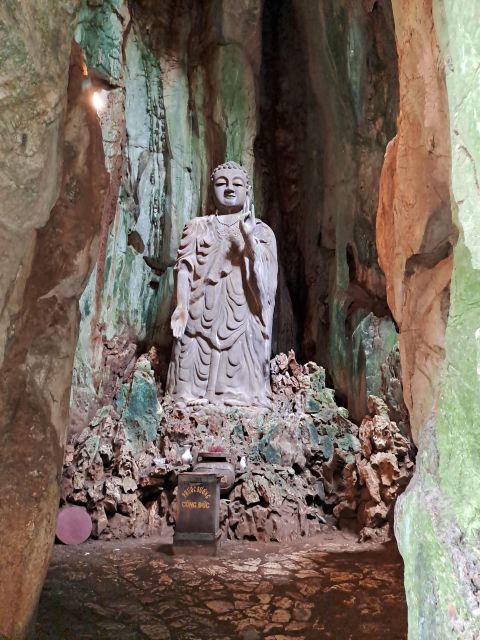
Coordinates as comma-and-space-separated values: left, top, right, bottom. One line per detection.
353, 396, 414, 541
62, 351, 414, 543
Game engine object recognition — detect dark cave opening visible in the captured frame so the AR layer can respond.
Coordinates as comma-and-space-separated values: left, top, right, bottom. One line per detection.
256, 0, 400, 425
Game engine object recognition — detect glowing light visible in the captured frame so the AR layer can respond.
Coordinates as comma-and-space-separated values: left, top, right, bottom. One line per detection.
92, 90, 106, 112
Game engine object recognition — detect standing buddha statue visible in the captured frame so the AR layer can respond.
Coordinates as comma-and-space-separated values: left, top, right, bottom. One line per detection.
166, 161, 277, 408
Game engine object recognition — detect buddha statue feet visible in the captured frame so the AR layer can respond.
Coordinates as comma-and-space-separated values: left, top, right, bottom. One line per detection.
186, 398, 209, 407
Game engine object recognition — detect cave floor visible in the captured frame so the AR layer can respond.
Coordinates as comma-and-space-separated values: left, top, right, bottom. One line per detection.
36, 530, 407, 640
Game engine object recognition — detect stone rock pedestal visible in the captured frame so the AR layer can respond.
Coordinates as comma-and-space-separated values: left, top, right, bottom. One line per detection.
63, 352, 415, 543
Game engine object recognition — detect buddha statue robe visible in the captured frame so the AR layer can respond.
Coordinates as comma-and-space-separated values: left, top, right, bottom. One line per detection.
166, 214, 277, 408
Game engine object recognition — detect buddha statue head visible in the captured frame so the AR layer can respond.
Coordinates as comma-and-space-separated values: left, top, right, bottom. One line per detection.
210, 161, 251, 214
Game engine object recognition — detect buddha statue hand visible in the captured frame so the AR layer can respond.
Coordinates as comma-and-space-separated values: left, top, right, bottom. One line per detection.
171, 304, 188, 339
239, 195, 256, 253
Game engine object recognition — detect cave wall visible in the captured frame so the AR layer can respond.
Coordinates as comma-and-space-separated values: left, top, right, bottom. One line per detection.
376, 0, 454, 443
1, 0, 478, 638
71, 0, 402, 437
71, 0, 264, 432
390, 0, 480, 637
0, 3, 108, 637
257, 0, 401, 425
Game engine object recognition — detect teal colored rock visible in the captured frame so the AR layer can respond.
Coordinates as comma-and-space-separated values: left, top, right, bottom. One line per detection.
344, 452, 355, 465
318, 435, 334, 460
305, 394, 321, 414
310, 367, 326, 392
316, 405, 336, 423
325, 424, 337, 440
336, 433, 361, 453
305, 385, 337, 422
317, 388, 335, 405
90, 405, 112, 427
259, 441, 281, 466
84, 435, 100, 461
233, 421, 245, 441
75, 1, 125, 84
115, 359, 158, 450
305, 417, 320, 446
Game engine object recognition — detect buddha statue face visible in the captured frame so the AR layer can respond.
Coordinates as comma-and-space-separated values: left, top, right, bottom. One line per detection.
212, 162, 249, 214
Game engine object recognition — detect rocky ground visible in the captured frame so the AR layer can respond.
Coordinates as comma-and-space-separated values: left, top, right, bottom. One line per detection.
62, 350, 415, 543
36, 532, 407, 639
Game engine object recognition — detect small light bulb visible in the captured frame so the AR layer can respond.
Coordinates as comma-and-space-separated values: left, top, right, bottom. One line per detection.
92, 90, 106, 112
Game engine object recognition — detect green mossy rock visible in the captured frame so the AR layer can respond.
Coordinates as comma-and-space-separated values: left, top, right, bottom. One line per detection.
116, 360, 158, 450
396, 2, 480, 637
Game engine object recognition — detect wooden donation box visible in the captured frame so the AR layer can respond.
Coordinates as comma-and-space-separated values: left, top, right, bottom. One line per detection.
174, 472, 221, 545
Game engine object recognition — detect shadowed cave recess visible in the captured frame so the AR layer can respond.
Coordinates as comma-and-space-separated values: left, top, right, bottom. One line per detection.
1, 0, 480, 639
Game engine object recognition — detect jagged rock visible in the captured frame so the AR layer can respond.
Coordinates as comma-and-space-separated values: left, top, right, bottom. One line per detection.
122, 476, 138, 493
98, 442, 113, 465
241, 480, 260, 507
227, 501, 245, 532
87, 481, 105, 504
103, 496, 117, 517
353, 395, 415, 538
255, 476, 272, 506
236, 510, 258, 540
358, 523, 391, 543
91, 506, 108, 538
104, 477, 122, 504
105, 513, 131, 539
62, 356, 415, 543
341, 462, 358, 502
117, 493, 137, 517
106, 500, 149, 539
333, 500, 357, 520
250, 506, 269, 537
358, 500, 389, 529
371, 452, 399, 486
357, 460, 381, 504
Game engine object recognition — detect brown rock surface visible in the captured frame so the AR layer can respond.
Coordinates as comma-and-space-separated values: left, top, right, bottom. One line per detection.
354, 397, 415, 540
0, 30, 108, 639
376, 0, 454, 443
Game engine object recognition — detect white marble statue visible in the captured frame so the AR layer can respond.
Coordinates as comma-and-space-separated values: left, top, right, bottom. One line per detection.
166, 161, 277, 408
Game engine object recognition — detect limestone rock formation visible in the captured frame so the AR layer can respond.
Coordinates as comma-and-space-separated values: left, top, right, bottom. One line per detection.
376, 0, 454, 442
392, 2, 480, 638
69, 0, 404, 440
0, 4, 108, 635
353, 396, 415, 541
62, 351, 415, 544
4, 1, 479, 639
